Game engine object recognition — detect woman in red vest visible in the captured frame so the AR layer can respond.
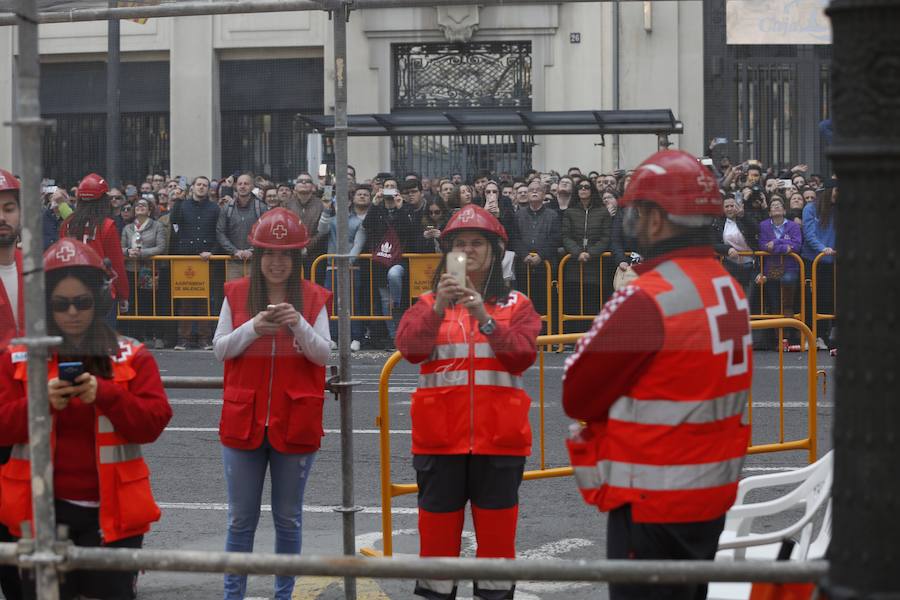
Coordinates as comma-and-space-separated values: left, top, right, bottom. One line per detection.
60, 173, 130, 315
213, 207, 332, 600
0, 238, 171, 600
396, 204, 542, 600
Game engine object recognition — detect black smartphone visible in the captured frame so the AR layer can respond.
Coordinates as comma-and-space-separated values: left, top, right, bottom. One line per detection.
58, 361, 84, 384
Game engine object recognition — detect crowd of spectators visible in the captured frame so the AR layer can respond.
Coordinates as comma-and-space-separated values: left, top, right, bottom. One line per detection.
38, 149, 837, 352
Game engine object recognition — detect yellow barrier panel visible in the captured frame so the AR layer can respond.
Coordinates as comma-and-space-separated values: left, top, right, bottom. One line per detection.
365, 319, 817, 558
736, 251, 806, 324
556, 252, 611, 339
810, 252, 837, 349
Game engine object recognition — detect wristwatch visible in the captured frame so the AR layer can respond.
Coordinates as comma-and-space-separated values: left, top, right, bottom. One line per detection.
479, 318, 497, 336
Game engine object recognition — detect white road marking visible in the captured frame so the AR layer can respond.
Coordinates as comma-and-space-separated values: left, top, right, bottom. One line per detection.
158, 502, 417, 515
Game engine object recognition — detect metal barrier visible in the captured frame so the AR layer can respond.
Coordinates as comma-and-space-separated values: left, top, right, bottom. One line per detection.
810, 252, 837, 348
556, 252, 611, 339
368, 319, 818, 557
736, 251, 807, 324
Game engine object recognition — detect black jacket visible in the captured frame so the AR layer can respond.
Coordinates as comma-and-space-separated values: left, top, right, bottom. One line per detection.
170, 196, 221, 255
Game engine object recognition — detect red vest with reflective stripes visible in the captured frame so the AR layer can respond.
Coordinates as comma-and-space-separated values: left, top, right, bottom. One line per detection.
411, 291, 533, 456
0, 340, 161, 543
0, 249, 24, 351
221, 277, 331, 454
573, 256, 752, 523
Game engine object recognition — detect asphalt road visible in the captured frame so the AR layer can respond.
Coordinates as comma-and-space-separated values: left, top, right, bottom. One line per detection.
134, 346, 834, 600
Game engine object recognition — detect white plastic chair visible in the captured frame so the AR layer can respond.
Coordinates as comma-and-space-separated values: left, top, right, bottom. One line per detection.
708, 451, 833, 600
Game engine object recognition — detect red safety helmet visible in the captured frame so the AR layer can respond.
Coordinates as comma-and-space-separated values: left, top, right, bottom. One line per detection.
440, 204, 508, 245
247, 207, 309, 249
621, 149, 722, 219
0, 169, 19, 194
44, 238, 106, 274
76, 173, 109, 200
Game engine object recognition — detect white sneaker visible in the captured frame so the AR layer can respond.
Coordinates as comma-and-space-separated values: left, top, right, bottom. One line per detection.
816, 337, 828, 350
330, 340, 338, 351
350, 340, 361, 352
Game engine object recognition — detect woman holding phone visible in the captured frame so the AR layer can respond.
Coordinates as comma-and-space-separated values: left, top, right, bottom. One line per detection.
212, 207, 331, 600
396, 204, 542, 600
0, 238, 171, 600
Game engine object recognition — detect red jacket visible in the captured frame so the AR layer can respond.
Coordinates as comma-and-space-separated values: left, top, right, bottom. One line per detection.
0, 339, 172, 542
563, 246, 752, 523
220, 277, 332, 454
396, 291, 542, 456
60, 217, 130, 301
0, 249, 24, 350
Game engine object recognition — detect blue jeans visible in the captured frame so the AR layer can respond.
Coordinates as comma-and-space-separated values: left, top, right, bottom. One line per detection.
222, 434, 316, 600
378, 263, 405, 338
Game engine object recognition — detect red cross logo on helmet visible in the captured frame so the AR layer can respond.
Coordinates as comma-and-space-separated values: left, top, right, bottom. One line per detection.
697, 172, 717, 195
706, 276, 752, 377
55, 243, 77, 263
272, 223, 288, 240
457, 207, 476, 224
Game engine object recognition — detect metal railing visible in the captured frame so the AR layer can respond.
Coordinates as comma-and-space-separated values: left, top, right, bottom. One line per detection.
810, 252, 837, 349
367, 319, 818, 557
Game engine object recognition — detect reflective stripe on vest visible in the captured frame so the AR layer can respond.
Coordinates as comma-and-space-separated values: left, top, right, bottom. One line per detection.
655, 261, 704, 317
98, 415, 115, 433
575, 456, 744, 492
430, 343, 495, 361
418, 370, 522, 389
99, 444, 143, 465
608, 391, 749, 426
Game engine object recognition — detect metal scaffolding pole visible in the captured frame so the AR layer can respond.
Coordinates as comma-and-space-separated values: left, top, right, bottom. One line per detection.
331, 3, 359, 599
8, 1, 62, 599
825, 1, 900, 597
106, 0, 120, 186
0, 0, 677, 26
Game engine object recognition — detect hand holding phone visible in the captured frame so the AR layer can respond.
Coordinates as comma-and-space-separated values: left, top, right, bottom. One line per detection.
58, 361, 84, 385
446, 251, 467, 286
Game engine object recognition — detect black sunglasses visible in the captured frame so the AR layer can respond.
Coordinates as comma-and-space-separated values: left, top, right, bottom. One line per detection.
578, 184, 592, 190
297, 179, 313, 184
50, 295, 94, 313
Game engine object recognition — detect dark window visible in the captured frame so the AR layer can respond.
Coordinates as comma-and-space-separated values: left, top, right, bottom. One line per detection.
392, 42, 532, 110
40, 61, 170, 187
220, 58, 324, 181
390, 42, 533, 178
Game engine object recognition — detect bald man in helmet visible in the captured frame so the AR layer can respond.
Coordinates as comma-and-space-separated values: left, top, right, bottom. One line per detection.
563, 150, 753, 600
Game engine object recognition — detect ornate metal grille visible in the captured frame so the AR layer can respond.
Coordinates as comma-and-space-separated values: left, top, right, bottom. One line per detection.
393, 42, 532, 110
392, 134, 534, 180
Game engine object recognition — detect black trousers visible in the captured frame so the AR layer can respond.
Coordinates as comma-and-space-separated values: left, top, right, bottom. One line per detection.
414, 454, 526, 512
607, 505, 725, 600
0, 522, 21, 600
20, 500, 143, 600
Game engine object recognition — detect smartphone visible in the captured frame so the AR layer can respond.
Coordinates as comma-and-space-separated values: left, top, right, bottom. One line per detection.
700, 158, 714, 167
712, 137, 729, 146
45, 185, 59, 194
779, 179, 793, 188
383, 188, 398, 198
318, 164, 328, 178
58, 361, 84, 384
446, 251, 467, 285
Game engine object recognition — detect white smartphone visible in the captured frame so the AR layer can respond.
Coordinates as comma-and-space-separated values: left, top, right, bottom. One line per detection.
318, 163, 328, 178
446, 251, 467, 285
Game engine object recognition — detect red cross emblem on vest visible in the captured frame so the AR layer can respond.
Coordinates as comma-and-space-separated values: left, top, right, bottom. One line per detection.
272, 223, 288, 240
55, 244, 76, 262
706, 276, 751, 376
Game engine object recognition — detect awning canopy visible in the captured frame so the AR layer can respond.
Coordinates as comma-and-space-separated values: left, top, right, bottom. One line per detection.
297, 109, 683, 137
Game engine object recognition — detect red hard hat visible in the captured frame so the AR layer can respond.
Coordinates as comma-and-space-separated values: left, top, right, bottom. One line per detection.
0, 169, 19, 193
247, 207, 309, 249
441, 204, 508, 244
621, 149, 722, 218
77, 173, 109, 200
44, 238, 106, 274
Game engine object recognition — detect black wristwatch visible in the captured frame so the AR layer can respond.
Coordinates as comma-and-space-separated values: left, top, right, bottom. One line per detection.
479, 318, 497, 336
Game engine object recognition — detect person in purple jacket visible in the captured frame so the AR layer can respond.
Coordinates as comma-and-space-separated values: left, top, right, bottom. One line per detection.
758, 196, 803, 345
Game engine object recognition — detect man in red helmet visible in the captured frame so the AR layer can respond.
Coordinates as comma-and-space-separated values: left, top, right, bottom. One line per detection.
562, 150, 753, 600
0, 167, 22, 600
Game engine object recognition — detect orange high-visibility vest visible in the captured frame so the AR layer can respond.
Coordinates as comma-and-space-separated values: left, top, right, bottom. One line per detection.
410, 291, 535, 456
572, 257, 753, 523
0, 339, 161, 543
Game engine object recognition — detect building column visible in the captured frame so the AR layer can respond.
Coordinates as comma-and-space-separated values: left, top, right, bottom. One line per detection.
0, 27, 15, 171
170, 15, 220, 179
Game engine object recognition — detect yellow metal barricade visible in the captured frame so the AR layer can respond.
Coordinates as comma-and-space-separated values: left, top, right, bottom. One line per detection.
116, 255, 246, 321
736, 251, 806, 324
810, 252, 837, 348
556, 252, 611, 339
521, 259, 554, 336
365, 319, 818, 558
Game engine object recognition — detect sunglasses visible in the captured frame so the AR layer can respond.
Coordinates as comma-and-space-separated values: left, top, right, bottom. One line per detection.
297, 179, 313, 184
50, 295, 94, 313
578, 185, 592, 190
